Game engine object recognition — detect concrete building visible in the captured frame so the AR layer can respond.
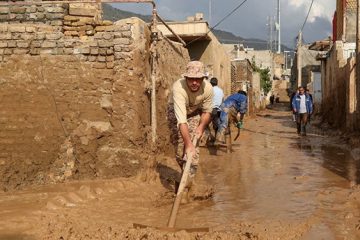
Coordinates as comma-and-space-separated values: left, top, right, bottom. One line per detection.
157, 15, 232, 95
223, 44, 286, 81
291, 44, 321, 90
224, 44, 273, 69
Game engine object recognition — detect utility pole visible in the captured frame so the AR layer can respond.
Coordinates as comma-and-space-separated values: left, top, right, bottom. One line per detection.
284, 50, 290, 70
267, 16, 272, 52
356, 0, 360, 129
277, 0, 281, 53
297, 31, 302, 87
209, 0, 212, 26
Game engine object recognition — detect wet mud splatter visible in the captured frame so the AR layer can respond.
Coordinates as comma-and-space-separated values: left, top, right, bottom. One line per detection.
0, 103, 359, 239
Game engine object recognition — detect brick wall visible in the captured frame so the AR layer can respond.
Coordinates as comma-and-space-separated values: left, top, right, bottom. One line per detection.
0, 3, 190, 190
336, 0, 357, 42
231, 60, 249, 93
230, 60, 260, 115
0, 3, 132, 67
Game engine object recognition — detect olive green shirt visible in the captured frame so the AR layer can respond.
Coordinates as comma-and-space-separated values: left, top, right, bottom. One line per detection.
171, 78, 213, 125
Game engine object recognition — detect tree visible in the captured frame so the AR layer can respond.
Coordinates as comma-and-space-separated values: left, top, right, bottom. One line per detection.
251, 57, 272, 94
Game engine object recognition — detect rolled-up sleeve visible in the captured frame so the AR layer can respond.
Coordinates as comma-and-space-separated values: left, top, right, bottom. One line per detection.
202, 87, 213, 113
173, 89, 188, 125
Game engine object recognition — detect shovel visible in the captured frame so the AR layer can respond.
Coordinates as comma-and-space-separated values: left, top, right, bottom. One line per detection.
133, 137, 209, 232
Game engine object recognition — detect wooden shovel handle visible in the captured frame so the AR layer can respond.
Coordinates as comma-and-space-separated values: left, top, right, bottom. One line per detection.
167, 137, 198, 228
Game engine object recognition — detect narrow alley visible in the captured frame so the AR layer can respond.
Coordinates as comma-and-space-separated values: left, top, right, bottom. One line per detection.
0, 103, 359, 240
0, 1, 360, 240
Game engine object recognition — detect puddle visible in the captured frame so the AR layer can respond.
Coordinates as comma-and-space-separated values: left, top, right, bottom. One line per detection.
321, 145, 360, 185
176, 121, 359, 238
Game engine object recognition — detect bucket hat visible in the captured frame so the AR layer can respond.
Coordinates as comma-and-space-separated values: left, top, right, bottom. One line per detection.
183, 61, 207, 78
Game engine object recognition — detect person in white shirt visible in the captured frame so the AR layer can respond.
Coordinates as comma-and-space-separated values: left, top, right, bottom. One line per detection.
209, 77, 224, 135
291, 86, 313, 136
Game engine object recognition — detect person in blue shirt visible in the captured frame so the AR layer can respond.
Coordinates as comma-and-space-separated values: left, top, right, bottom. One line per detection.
291, 86, 313, 136
210, 77, 224, 133
216, 90, 248, 142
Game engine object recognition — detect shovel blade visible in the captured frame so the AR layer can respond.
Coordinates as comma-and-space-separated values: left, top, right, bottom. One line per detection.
133, 223, 209, 233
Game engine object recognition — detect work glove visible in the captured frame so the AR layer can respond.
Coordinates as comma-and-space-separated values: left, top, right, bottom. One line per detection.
236, 121, 243, 129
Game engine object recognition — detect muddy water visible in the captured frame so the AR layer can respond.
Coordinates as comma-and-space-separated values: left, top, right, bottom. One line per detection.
175, 105, 360, 238
0, 104, 359, 239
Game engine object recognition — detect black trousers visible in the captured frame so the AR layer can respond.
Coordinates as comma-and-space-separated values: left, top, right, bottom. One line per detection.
211, 108, 221, 132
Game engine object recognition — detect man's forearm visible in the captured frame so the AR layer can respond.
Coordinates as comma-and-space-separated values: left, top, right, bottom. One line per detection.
198, 112, 212, 130
179, 123, 192, 148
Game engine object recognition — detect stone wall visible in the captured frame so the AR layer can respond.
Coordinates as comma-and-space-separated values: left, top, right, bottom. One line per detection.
0, 3, 132, 66
321, 41, 356, 130
0, 3, 190, 190
231, 60, 248, 94
231, 59, 262, 115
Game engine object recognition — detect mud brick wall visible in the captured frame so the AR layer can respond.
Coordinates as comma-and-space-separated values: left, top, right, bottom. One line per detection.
231, 60, 248, 94
153, 37, 189, 154
322, 41, 357, 131
0, 3, 190, 190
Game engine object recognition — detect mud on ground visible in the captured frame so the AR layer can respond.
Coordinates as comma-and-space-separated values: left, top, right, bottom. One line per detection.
0, 103, 359, 239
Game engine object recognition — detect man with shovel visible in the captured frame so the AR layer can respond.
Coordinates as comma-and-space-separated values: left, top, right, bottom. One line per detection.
168, 61, 213, 200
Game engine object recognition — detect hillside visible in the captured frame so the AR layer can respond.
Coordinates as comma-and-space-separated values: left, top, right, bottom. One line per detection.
212, 29, 268, 50
102, 3, 152, 22
102, 3, 289, 50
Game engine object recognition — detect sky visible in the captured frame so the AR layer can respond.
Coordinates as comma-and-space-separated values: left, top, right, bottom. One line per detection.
112, 0, 336, 49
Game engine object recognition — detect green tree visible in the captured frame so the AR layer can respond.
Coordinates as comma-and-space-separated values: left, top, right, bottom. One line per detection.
251, 57, 272, 94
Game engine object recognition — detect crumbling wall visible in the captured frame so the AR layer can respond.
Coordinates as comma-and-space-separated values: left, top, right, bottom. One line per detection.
230, 59, 262, 115
231, 60, 248, 94
0, 3, 190, 191
322, 41, 354, 130
153, 37, 190, 155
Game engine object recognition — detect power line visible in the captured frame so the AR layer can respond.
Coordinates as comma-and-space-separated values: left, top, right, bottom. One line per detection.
220, 39, 268, 44
211, 0, 249, 30
301, 0, 315, 32
186, 0, 249, 46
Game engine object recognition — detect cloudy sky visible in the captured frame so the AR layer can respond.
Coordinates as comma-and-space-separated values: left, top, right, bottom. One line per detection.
113, 0, 336, 49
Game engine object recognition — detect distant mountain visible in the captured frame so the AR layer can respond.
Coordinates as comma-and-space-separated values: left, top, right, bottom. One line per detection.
102, 3, 152, 22
102, 3, 290, 51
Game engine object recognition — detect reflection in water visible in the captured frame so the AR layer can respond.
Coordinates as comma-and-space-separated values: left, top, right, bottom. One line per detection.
290, 141, 360, 184
321, 145, 360, 185
177, 122, 359, 239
